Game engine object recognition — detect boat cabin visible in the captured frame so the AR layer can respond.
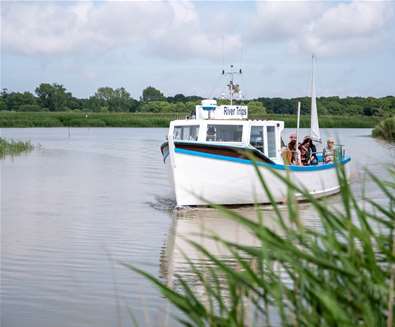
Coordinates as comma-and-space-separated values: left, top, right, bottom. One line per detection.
169, 100, 284, 163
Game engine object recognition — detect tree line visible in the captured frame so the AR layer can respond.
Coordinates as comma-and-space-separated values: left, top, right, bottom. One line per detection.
1, 83, 394, 116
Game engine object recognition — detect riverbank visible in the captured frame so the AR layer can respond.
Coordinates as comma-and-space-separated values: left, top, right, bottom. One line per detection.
0, 137, 33, 157
0, 111, 380, 128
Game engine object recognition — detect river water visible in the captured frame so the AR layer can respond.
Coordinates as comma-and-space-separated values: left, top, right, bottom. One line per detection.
1, 128, 394, 327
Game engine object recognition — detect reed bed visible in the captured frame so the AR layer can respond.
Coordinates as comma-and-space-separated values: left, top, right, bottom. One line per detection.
372, 117, 395, 142
0, 112, 379, 128
250, 114, 379, 128
128, 164, 395, 326
0, 112, 187, 128
0, 137, 33, 158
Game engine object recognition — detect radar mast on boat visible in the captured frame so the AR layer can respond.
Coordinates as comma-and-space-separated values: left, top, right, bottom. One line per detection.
222, 65, 242, 105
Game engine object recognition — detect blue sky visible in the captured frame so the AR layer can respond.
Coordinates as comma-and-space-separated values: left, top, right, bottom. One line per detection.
1, 0, 394, 99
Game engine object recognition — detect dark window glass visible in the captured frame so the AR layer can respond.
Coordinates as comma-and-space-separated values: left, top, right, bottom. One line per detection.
250, 126, 264, 153
173, 126, 199, 141
206, 125, 243, 142
267, 126, 276, 157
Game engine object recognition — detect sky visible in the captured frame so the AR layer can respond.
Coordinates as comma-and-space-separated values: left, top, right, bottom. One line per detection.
1, 0, 395, 99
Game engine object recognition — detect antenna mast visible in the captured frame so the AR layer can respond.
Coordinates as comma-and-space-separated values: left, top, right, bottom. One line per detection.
222, 65, 242, 105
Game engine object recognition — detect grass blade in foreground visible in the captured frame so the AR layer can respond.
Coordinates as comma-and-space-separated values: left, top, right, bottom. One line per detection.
128, 165, 395, 326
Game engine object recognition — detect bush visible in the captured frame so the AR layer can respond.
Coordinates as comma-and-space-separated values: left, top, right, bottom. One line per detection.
18, 104, 42, 112
372, 117, 395, 142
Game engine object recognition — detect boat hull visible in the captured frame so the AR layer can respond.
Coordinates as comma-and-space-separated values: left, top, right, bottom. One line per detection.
162, 142, 351, 206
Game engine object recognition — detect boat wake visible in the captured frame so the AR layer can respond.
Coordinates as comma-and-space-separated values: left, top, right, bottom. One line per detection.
146, 195, 176, 212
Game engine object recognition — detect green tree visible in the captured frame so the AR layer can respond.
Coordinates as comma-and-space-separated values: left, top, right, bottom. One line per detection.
0, 98, 6, 111
93, 87, 136, 112
363, 106, 379, 116
174, 102, 186, 112
142, 86, 164, 102
167, 93, 186, 103
216, 98, 230, 105
139, 101, 173, 112
35, 83, 70, 111
86, 95, 103, 112
247, 101, 267, 115
2, 91, 38, 111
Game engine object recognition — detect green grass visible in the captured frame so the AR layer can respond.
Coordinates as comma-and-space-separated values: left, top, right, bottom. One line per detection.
0, 111, 380, 128
0, 112, 187, 128
372, 117, 395, 142
251, 114, 380, 128
0, 137, 33, 158
128, 164, 395, 326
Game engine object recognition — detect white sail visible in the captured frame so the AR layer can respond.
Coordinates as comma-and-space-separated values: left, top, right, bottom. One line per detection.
310, 55, 321, 142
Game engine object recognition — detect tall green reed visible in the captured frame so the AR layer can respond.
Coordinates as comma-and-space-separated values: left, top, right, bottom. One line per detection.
0, 137, 33, 158
372, 117, 395, 142
127, 163, 394, 327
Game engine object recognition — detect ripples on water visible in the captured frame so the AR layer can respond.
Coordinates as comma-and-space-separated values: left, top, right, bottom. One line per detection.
1, 128, 394, 327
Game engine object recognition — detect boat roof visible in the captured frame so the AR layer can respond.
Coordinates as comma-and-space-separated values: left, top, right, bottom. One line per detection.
171, 119, 284, 126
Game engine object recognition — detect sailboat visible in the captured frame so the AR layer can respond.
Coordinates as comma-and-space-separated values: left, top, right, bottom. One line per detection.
161, 61, 351, 206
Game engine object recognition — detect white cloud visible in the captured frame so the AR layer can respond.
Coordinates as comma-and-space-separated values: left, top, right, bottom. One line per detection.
250, 0, 395, 57
1, 1, 171, 55
2, 0, 393, 64
1, 0, 241, 60
250, 1, 326, 41
147, 1, 241, 60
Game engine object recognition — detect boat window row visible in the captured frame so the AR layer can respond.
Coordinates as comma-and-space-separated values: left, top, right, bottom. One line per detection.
173, 124, 244, 143
173, 124, 279, 158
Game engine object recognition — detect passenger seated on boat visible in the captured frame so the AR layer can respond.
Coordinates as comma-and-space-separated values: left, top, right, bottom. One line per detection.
302, 136, 318, 165
323, 138, 336, 163
282, 139, 299, 165
299, 139, 310, 165
282, 136, 293, 165
289, 133, 297, 142
308, 138, 319, 165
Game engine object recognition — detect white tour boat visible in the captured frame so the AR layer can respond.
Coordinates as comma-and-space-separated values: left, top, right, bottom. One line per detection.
161, 62, 351, 206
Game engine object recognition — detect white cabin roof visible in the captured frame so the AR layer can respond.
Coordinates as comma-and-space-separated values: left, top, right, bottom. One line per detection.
195, 99, 249, 120
172, 119, 284, 127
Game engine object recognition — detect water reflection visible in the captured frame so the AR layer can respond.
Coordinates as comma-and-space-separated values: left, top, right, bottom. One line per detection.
161, 202, 326, 286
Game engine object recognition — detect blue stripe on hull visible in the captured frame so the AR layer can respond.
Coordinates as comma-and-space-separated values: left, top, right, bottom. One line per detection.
175, 148, 351, 172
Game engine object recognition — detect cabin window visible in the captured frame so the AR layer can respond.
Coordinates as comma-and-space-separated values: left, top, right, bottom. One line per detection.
250, 126, 264, 153
173, 125, 199, 141
267, 126, 276, 157
206, 124, 243, 142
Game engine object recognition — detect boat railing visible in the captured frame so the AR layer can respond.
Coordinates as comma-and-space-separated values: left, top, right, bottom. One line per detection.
287, 145, 346, 166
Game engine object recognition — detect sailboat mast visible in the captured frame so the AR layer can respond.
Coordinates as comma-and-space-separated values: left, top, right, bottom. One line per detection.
310, 55, 321, 142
